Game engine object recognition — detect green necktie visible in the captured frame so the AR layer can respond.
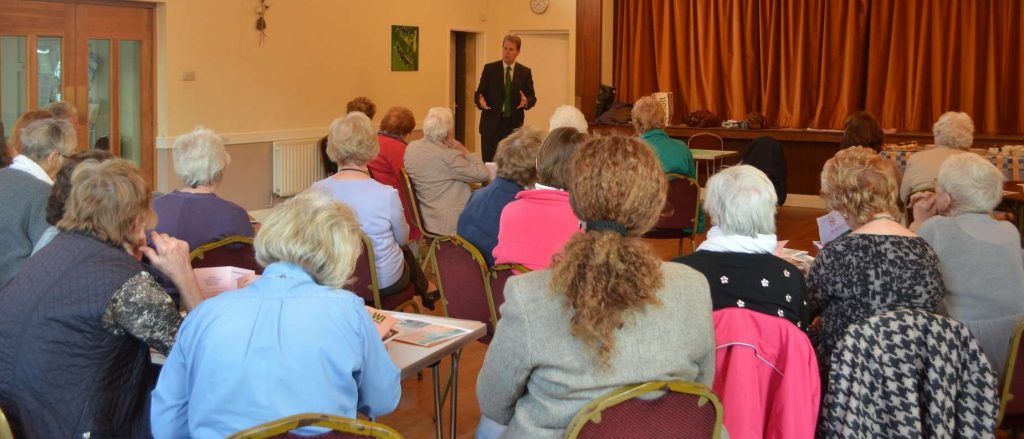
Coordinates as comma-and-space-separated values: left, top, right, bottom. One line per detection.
503, 65, 512, 117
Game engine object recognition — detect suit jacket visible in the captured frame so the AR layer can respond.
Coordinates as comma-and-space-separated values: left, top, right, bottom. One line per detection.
403, 138, 490, 236
475, 60, 537, 137
476, 263, 716, 439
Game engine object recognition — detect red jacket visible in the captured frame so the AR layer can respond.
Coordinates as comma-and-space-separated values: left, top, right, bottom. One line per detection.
369, 134, 419, 241
712, 308, 820, 439
492, 189, 581, 271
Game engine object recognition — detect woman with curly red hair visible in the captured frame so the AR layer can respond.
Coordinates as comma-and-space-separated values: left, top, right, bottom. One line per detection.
475, 135, 715, 439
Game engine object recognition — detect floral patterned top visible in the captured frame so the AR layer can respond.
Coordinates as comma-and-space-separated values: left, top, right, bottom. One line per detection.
808, 233, 946, 369
100, 271, 181, 355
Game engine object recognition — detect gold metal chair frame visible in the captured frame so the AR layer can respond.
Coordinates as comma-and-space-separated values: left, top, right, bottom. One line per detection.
647, 172, 702, 255
564, 380, 724, 439
359, 233, 419, 313
997, 317, 1024, 430
189, 235, 255, 262
227, 412, 402, 438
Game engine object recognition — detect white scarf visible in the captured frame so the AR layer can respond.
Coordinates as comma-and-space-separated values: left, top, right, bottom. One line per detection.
697, 226, 778, 254
9, 155, 53, 185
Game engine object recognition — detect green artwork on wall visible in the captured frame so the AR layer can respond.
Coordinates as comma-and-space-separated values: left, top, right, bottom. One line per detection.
391, 25, 419, 71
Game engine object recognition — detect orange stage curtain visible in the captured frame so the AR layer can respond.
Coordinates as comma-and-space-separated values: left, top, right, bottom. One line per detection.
615, 0, 1024, 134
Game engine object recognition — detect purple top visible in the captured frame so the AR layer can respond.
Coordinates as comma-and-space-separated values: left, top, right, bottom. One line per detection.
152, 191, 254, 251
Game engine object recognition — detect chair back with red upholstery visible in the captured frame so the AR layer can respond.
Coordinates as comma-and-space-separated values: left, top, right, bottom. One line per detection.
565, 381, 723, 439
227, 413, 402, 438
429, 235, 496, 343
688, 132, 724, 151
189, 235, 262, 274
399, 167, 439, 240
643, 173, 701, 255
488, 263, 531, 321
348, 233, 418, 313
998, 317, 1024, 433
712, 308, 820, 439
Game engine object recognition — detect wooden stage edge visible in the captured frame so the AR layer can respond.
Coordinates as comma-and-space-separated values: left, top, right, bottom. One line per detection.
591, 124, 1024, 196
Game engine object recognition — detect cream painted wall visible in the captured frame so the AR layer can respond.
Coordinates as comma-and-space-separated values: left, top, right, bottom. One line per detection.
154, 0, 577, 204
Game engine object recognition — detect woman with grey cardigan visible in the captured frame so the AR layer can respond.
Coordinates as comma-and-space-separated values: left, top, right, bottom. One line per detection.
910, 152, 1024, 379
475, 135, 715, 439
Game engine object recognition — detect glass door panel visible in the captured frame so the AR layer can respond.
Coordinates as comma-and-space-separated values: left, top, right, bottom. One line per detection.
0, 36, 27, 134
35, 36, 62, 107
87, 39, 110, 150
118, 40, 141, 164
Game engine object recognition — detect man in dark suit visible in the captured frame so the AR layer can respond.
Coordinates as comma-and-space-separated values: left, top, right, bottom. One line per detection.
474, 34, 537, 162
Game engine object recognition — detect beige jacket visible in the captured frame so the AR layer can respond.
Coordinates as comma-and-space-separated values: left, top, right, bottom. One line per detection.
476, 262, 716, 439
403, 138, 490, 235
899, 147, 969, 203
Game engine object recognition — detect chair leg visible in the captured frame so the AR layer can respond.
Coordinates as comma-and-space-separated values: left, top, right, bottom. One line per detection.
676, 238, 683, 257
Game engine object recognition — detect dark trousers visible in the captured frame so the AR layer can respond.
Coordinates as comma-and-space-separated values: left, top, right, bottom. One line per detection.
481, 117, 516, 162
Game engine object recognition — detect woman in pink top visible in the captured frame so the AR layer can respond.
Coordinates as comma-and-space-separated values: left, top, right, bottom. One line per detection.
369, 106, 420, 241
493, 127, 586, 270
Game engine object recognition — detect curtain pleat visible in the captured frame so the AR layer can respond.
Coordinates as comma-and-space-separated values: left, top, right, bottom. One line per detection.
614, 0, 1024, 133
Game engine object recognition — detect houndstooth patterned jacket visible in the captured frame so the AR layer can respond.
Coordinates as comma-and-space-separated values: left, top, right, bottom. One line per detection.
819, 309, 997, 438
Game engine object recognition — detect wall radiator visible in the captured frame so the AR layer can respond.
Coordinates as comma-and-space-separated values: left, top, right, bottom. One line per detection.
272, 138, 325, 197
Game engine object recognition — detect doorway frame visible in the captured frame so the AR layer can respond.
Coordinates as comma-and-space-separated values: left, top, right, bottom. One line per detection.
447, 27, 486, 155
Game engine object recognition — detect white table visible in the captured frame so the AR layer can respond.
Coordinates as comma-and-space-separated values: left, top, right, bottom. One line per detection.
691, 148, 739, 182
151, 312, 485, 439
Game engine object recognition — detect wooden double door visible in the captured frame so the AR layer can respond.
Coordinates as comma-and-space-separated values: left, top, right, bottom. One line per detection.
0, 0, 154, 182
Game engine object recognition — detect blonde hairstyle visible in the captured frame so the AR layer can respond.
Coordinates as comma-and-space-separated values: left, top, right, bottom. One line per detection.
503, 34, 522, 50
552, 135, 667, 367
494, 126, 544, 186
937, 153, 1004, 214
820, 146, 901, 228
173, 127, 230, 187
379, 106, 416, 136
20, 118, 76, 161
933, 111, 974, 150
255, 190, 363, 289
345, 97, 377, 120
8, 110, 52, 153
631, 96, 665, 134
549, 105, 588, 133
704, 165, 778, 237
327, 112, 379, 166
57, 159, 154, 248
422, 107, 453, 142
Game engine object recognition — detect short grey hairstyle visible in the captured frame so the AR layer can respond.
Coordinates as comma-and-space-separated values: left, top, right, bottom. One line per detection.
937, 152, 1003, 215
42, 100, 78, 121
933, 111, 974, 150
327, 112, 379, 166
172, 127, 230, 187
256, 190, 362, 289
549, 105, 588, 133
703, 165, 778, 237
20, 118, 76, 161
422, 107, 454, 142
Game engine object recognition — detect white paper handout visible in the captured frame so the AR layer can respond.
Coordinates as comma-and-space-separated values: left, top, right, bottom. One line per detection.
816, 211, 851, 244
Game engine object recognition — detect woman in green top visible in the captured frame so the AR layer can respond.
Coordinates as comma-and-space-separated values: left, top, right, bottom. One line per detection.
632, 96, 705, 232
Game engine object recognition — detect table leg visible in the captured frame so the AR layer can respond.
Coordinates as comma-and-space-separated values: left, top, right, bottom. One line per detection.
449, 350, 461, 439
432, 364, 443, 439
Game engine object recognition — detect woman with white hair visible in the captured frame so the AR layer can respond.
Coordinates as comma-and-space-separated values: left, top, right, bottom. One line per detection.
404, 107, 490, 235
312, 112, 430, 301
910, 153, 1024, 379
549, 104, 588, 133
153, 127, 253, 250
151, 190, 401, 437
674, 165, 809, 329
899, 111, 975, 203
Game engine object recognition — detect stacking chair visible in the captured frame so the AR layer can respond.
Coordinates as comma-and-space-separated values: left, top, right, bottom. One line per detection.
399, 167, 440, 241
564, 381, 724, 439
688, 132, 724, 151
348, 233, 419, 313
428, 235, 498, 343
998, 318, 1024, 436
643, 173, 701, 255
228, 413, 402, 439
488, 263, 531, 321
190, 235, 262, 274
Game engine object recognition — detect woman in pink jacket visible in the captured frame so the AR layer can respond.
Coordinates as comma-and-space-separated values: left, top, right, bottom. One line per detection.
492, 127, 585, 270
